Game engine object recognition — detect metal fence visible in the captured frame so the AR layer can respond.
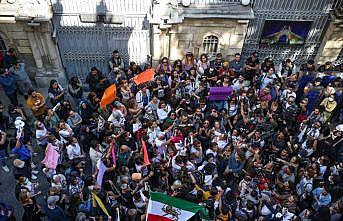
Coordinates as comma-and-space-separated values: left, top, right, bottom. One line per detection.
242, 0, 340, 65
51, 0, 151, 81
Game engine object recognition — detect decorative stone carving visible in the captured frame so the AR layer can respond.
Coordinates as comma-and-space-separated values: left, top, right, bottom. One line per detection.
149, 0, 183, 24
181, 0, 191, 7
17, 0, 51, 20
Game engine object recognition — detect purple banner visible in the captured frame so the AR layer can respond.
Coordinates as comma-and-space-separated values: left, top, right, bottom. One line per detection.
208, 86, 233, 101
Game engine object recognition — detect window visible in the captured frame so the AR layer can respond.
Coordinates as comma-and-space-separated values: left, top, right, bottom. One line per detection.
0, 35, 6, 56
202, 35, 218, 57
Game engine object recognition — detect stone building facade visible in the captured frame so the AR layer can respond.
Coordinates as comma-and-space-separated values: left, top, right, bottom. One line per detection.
0, 0, 342, 85
0, 0, 64, 87
149, 1, 253, 63
315, 6, 343, 64
152, 18, 250, 62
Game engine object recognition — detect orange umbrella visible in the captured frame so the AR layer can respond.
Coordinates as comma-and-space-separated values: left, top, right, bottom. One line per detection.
133, 68, 155, 85
100, 84, 117, 109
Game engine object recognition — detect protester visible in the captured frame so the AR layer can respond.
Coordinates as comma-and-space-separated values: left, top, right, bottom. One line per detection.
9, 62, 32, 99
0, 68, 18, 105
0, 47, 343, 221
68, 76, 83, 105
2, 48, 17, 69
27, 88, 47, 119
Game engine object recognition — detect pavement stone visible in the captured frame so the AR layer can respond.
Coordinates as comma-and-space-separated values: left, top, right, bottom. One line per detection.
0, 87, 50, 220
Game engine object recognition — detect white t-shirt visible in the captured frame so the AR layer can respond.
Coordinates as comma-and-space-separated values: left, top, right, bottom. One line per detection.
217, 140, 228, 150
260, 204, 275, 216
59, 125, 73, 144
157, 105, 171, 121
66, 143, 81, 160
36, 128, 48, 146
205, 148, 217, 158
108, 109, 125, 126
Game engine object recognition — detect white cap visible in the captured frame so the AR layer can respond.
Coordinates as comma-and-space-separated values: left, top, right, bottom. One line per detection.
14, 118, 25, 129
336, 124, 343, 132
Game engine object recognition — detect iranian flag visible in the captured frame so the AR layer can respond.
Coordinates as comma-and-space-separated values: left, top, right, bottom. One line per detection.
146, 192, 209, 221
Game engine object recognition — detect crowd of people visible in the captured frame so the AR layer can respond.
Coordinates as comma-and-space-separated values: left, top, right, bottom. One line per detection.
0, 47, 342, 221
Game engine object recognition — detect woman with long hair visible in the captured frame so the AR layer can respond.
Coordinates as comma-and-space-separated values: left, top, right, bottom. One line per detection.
182, 51, 197, 75
197, 53, 210, 75
119, 79, 133, 105
155, 57, 172, 76
173, 59, 183, 74
48, 79, 65, 106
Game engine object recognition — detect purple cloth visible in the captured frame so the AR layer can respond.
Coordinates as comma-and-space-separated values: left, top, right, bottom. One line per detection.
208, 86, 233, 101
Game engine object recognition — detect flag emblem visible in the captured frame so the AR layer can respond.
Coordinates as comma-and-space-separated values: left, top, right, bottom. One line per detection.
161, 205, 181, 220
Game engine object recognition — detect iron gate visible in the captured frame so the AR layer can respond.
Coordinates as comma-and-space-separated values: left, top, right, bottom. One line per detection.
51, 0, 151, 82
242, 0, 339, 65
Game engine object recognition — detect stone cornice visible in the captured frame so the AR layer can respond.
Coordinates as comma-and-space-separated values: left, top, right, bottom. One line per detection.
0, 0, 52, 22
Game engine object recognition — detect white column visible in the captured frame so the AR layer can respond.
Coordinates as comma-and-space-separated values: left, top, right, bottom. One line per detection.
42, 22, 63, 71
27, 31, 43, 69
162, 29, 171, 58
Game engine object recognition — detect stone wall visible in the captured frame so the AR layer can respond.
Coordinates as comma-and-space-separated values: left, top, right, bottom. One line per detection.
315, 21, 343, 64
0, 21, 36, 78
0, 21, 64, 87
152, 18, 249, 63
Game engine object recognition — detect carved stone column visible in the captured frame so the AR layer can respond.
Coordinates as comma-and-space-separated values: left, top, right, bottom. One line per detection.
149, 0, 183, 64
26, 30, 43, 70
42, 22, 62, 72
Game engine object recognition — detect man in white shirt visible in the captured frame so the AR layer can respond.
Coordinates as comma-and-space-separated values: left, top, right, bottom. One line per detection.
66, 137, 82, 160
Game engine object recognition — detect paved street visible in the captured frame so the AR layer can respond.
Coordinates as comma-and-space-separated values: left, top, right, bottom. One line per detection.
0, 87, 92, 220
0, 88, 50, 220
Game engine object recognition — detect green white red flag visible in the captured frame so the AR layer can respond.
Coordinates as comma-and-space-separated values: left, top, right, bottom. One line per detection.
146, 192, 209, 221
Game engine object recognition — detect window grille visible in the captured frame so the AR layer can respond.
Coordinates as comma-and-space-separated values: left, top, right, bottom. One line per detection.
202, 35, 219, 57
